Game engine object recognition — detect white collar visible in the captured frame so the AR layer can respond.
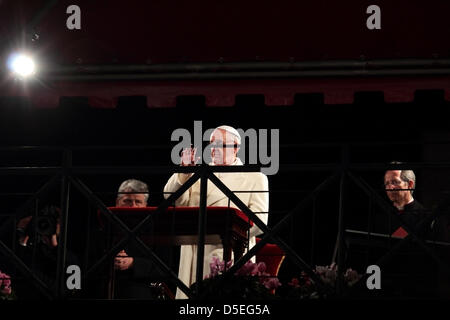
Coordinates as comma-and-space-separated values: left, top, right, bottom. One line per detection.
395, 197, 414, 211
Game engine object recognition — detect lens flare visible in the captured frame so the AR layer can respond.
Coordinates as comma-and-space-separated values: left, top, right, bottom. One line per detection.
7, 53, 36, 77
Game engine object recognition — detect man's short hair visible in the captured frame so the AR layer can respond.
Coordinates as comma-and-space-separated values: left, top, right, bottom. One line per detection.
210, 125, 241, 145
117, 179, 149, 202
387, 161, 416, 195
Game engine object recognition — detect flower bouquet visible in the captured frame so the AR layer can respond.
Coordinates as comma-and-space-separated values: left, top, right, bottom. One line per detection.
0, 270, 15, 300
285, 263, 362, 299
190, 257, 282, 300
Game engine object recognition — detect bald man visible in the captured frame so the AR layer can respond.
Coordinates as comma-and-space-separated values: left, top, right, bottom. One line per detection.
164, 125, 269, 299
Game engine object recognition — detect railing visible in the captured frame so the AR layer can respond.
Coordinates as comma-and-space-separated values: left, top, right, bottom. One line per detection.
0, 143, 449, 299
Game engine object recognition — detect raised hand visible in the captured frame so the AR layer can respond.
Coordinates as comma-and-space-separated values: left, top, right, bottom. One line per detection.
180, 147, 201, 166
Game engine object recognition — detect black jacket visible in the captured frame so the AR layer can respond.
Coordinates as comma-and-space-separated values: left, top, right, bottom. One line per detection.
371, 200, 433, 238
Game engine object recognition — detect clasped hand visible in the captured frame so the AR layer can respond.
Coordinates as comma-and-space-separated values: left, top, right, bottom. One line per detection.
114, 250, 134, 271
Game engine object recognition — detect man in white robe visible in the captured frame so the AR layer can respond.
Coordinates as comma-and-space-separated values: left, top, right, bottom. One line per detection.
164, 125, 269, 299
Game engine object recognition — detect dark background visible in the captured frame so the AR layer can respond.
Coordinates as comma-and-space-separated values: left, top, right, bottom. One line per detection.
1, 91, 450, 288
1, 0, 450, 300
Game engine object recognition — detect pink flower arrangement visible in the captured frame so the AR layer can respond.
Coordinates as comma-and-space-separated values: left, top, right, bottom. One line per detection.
287, 263, 362, 299
313, 263, 362, 287
0, 270, 13, 300
206, 257, 282, 292
235, 260, 282, 291
205, 256, 233, 279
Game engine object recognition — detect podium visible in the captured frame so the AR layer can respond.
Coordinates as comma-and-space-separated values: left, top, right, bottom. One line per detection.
345, 228, 450, 252
344, 229, 450, 298
100, 206, 254, 262
98, 206, 254, 299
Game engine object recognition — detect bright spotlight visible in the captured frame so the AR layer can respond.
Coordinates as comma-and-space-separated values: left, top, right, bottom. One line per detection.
7, 53, 36, 78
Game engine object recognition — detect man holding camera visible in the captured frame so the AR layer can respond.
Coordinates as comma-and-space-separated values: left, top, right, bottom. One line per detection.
16, 205, 61, 248
0, 205, 79, 299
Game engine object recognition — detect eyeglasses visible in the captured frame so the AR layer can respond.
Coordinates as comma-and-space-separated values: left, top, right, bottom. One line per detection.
210, 143, 240, 149
383, 179, 405, 187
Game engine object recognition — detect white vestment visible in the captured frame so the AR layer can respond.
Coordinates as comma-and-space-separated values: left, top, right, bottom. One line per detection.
163, 158, 269, 299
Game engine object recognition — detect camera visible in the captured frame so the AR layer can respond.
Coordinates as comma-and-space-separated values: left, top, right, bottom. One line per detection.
17, 205, 60, 237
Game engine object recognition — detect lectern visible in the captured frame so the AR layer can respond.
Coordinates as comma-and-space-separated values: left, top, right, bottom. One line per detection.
99, 206, 253, 263
344, 229, 450, 298
98, 206, 254, 299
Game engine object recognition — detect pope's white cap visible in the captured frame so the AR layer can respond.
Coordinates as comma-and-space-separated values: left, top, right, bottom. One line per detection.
210, 125, 241, 145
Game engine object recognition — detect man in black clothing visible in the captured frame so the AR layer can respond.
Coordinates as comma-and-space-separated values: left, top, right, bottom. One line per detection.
381, 167, 430, 238
346, 164, 449, 298
0, 205, 79, 299
109, 179, 173, 299
374, 165, 437, 297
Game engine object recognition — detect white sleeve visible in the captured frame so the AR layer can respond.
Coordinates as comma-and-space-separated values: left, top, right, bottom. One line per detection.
247, 173, 269, 238
163, 173, 193, 206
